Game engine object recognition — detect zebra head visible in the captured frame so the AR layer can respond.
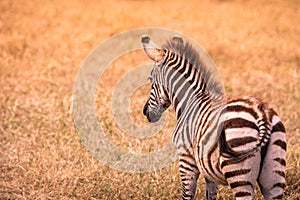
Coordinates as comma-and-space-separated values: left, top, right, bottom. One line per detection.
142, 83, 171, 123
141, 35, 180, 122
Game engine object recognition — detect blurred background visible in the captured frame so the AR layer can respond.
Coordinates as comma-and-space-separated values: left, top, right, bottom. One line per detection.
1, 0, 299, 199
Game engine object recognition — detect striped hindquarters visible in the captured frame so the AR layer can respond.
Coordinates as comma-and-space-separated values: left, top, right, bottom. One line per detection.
219, 96, 271, 162
218, 96, 286, 199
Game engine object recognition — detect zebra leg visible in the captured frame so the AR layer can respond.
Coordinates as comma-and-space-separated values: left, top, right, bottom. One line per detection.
258, 117, 286, 199
221, 152, 261, 200
205, 178, 218, 200
179, 155, 200, 200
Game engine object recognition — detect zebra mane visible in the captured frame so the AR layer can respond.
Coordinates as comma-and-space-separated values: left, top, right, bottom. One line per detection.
162, 38, 224, 98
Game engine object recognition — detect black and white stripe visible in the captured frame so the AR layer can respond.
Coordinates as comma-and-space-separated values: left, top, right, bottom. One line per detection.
141, 35, 286, 200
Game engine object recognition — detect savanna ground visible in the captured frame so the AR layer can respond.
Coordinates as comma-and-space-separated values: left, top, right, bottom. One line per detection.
1, 0, 300, 199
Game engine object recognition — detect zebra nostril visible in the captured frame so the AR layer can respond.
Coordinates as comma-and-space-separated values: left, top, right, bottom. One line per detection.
148, 112, 161, 123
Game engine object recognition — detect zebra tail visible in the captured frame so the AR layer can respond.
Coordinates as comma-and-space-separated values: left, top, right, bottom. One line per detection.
219, 115, 271, 163
219, 128, 260, 163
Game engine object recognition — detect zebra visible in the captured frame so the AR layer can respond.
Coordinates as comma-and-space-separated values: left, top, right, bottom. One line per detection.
141, 35, 286, 199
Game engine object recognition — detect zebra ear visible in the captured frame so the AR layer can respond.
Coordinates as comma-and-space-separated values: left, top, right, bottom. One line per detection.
141, 35, 165, 63
172, 36, 183, 44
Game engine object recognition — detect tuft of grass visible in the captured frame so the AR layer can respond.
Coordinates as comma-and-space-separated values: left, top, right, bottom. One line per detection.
1, 0, 299, 199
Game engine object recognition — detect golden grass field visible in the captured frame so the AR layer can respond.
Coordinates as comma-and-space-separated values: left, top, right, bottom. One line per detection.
1, 0, 300, 199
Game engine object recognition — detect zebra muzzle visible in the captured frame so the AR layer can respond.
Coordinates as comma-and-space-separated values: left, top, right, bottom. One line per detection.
143, 103, 162, 123
146, 111, 161, 123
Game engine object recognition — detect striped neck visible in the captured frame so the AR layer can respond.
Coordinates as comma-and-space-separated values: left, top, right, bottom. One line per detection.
161, 51, 223, 120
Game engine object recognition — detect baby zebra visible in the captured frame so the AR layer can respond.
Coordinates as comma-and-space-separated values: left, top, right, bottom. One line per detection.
141, 35, 286, 199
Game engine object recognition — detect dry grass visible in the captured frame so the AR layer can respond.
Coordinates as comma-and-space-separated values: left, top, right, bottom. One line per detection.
1, 0, 299, 199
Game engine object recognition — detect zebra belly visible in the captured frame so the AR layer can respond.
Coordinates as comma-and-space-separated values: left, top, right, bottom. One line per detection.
196, 144, 227, 185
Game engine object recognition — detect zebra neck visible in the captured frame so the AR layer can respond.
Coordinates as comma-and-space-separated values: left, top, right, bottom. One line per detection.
169, 80, 207, 120
171, 87, 223, 121
172, 91, 224, 151
165, 62, 223, 120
